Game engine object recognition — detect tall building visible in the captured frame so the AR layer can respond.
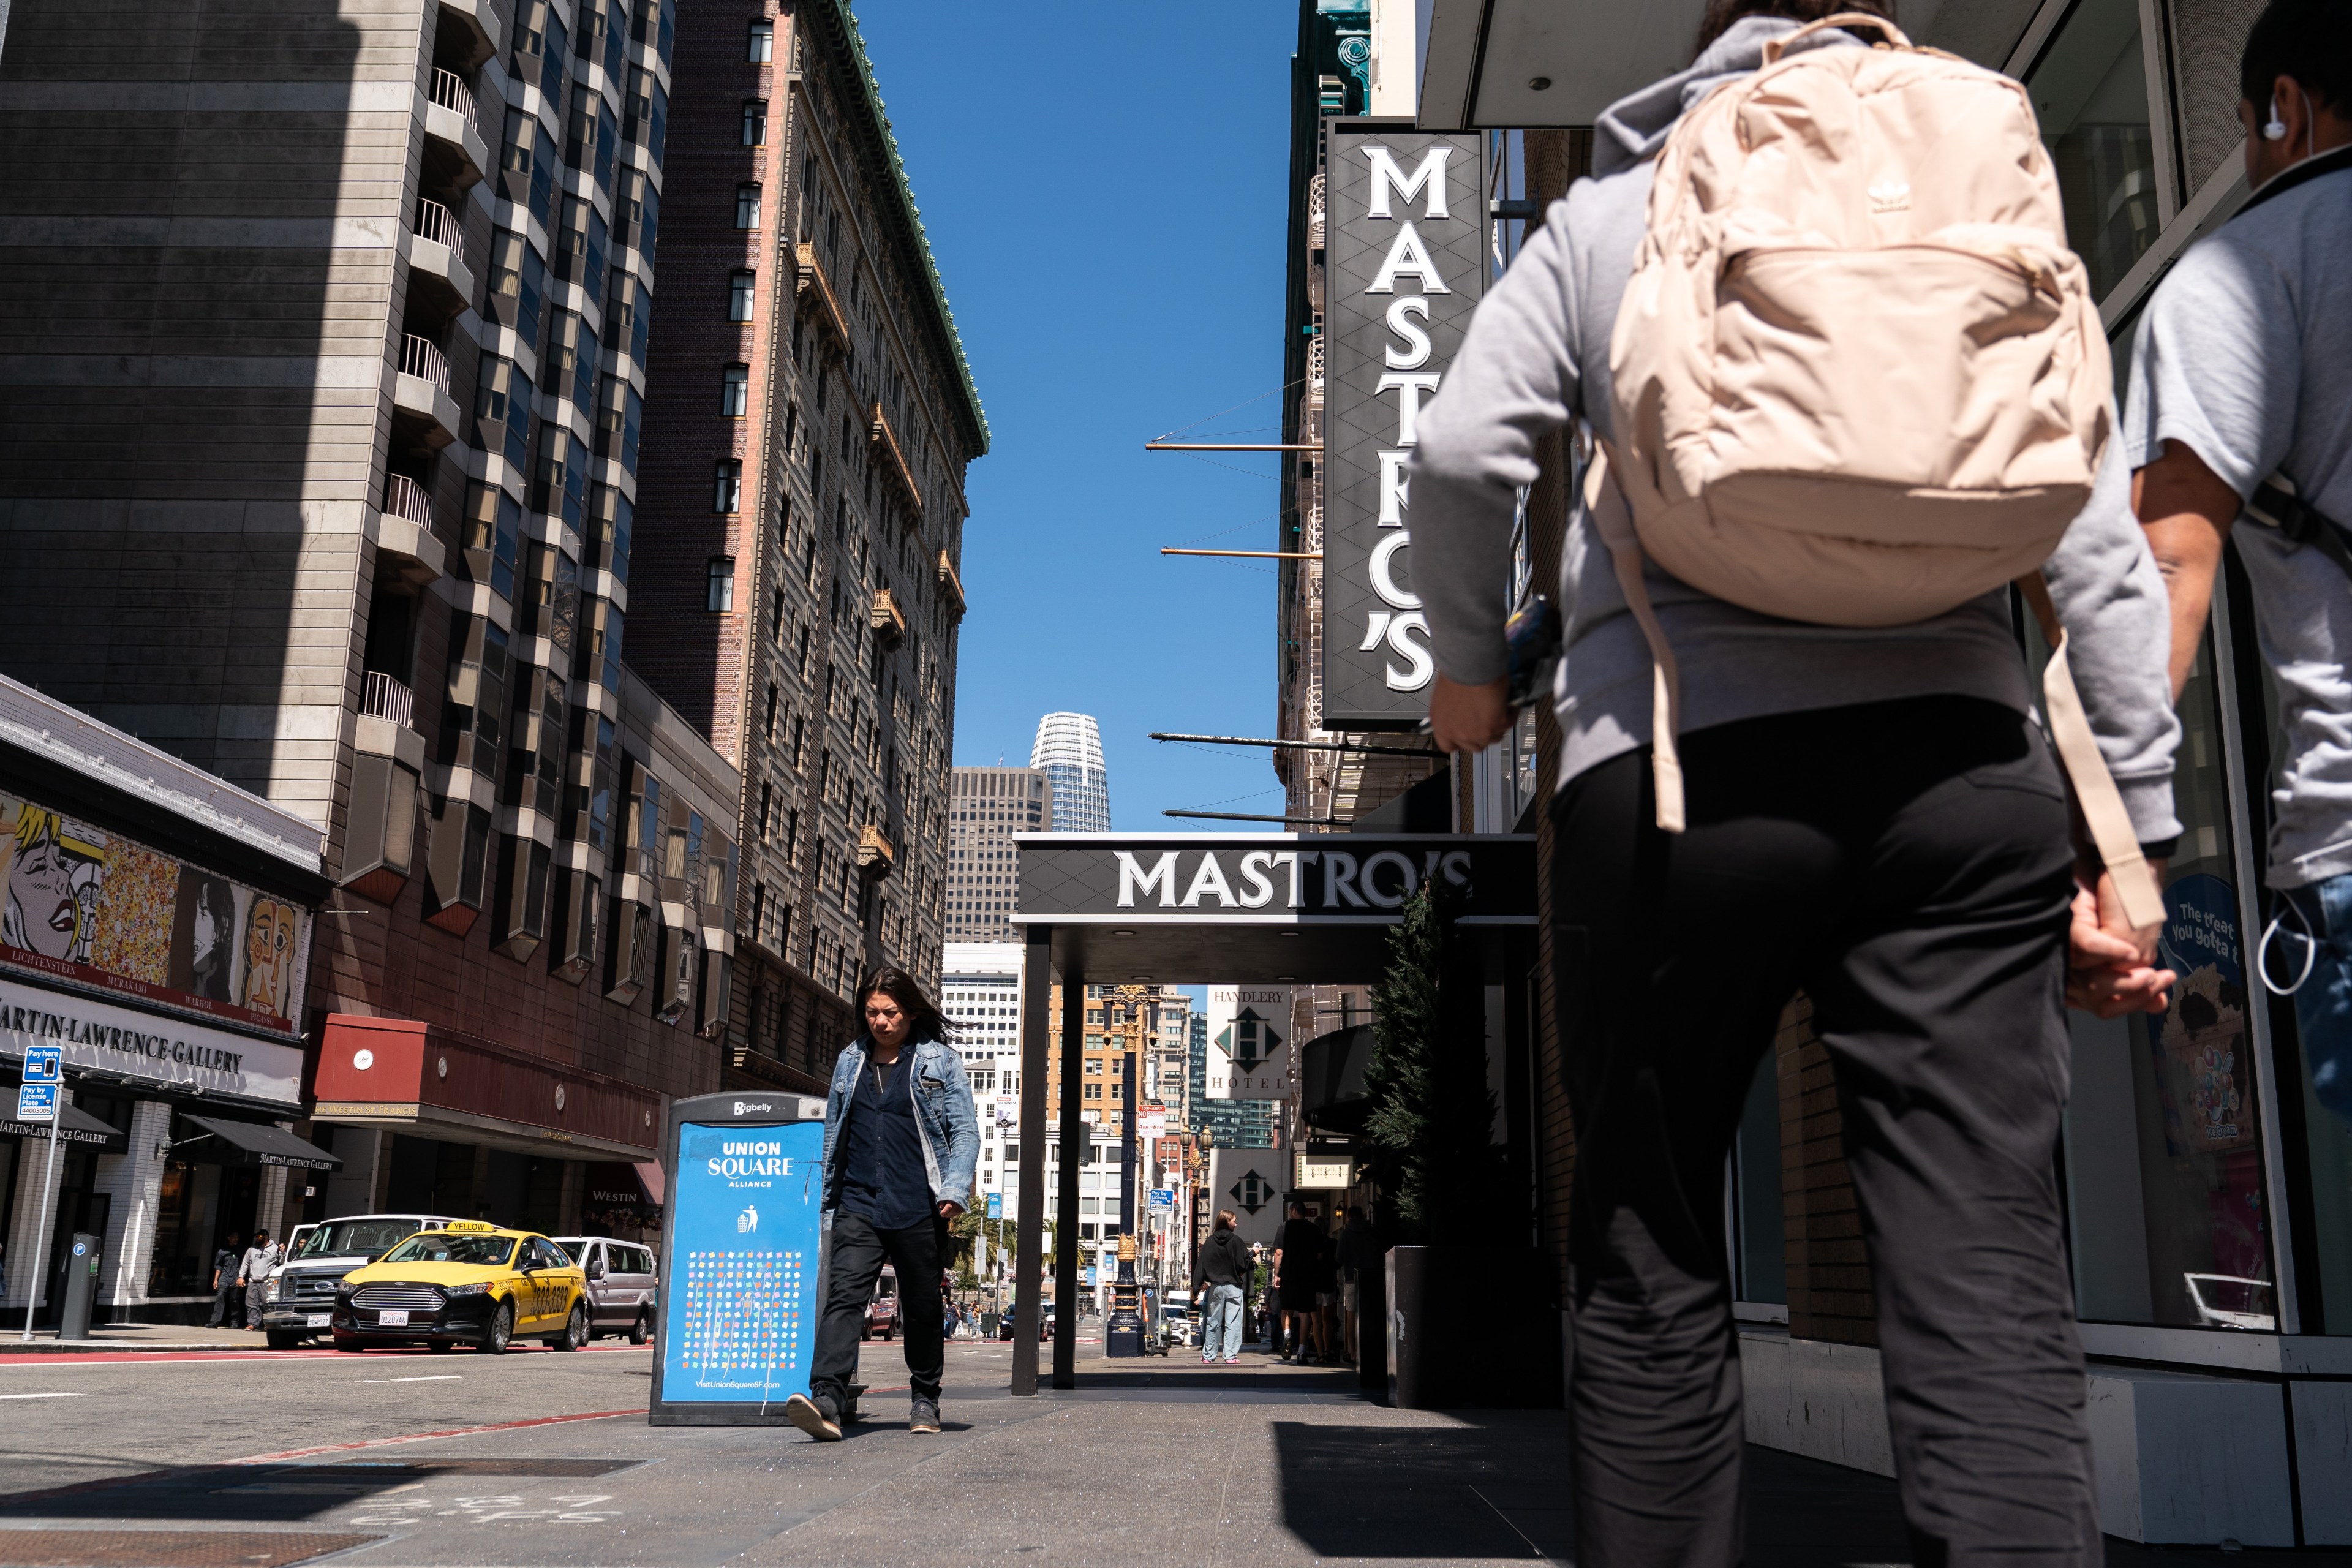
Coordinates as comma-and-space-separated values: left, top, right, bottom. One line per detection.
944, 767, 1049, 941
0, 0, 750, 1303
1030, 712, 1111, 833
630, 0, 987, 1089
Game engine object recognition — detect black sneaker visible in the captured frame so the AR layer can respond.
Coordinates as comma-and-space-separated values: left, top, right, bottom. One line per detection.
909, 1395, 941, 1434
783, 1392, 842, 1442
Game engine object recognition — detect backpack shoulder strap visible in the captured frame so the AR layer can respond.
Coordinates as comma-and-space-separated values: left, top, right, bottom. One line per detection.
2014, 575, 2166, 930
2245, 473, 2352, 579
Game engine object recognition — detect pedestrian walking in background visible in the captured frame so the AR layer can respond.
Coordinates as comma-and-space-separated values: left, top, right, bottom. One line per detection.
1313, 1220, 1343, 1366
786, 967, 979, 1442
236, 1230, 279, 1331
1273, 1203, 1325, 1365
2110, 1, 2352, 1058
1335, 1205, 1374, 1369
1191, 1208, 1251, 1365
204, 1232, 242, 1329
1410, 1, 2182, 1559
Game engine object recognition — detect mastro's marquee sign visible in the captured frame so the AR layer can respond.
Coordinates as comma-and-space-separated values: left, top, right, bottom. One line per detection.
1324, 120, 1486, 729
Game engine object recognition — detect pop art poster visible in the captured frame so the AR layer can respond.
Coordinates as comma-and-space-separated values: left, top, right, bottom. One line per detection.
0, 790, 306, 1036
2150, 873, 2249, 1156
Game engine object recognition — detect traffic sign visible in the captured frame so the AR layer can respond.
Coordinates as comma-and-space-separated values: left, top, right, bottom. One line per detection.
1147, 1188, 1175, 1210
15, 1083, 58, 1123
21, 1044, 61, 1085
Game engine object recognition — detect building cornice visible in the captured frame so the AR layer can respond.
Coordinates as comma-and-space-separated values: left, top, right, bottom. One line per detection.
802, 0, 990, 461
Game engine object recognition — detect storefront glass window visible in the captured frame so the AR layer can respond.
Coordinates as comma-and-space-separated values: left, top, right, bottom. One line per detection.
2024, 0, 2163, 300
2066, 633, 2275, 1329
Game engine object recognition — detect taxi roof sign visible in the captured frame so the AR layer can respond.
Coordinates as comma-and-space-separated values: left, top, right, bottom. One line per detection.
445, 1219, 498, 1232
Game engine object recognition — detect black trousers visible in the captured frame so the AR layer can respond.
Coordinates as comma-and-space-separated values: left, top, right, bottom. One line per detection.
1551, 698, 2098, 1568
810, 1209, 943, 1410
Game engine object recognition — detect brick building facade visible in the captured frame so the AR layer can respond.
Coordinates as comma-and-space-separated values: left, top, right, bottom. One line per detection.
630, 0, 986, 1095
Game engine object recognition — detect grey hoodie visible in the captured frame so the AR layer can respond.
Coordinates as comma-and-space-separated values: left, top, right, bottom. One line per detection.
1407, 17, 2182, 845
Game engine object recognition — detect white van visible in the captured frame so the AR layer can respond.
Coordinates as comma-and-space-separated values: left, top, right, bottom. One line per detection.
550, 1236, 659, 1343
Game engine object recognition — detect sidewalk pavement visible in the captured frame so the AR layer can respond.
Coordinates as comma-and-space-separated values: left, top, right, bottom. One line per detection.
3, 1321, 282, 1352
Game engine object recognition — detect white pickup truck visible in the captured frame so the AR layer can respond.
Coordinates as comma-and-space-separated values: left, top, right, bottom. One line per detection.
261, 1213, 454, 1349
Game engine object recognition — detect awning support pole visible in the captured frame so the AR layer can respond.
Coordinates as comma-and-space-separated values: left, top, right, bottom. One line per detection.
1054, 967, 1086, 1389
1011, 924, 1054, 1396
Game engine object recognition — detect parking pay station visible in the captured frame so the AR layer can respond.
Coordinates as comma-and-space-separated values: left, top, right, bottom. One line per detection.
647, 1090, 827, 1426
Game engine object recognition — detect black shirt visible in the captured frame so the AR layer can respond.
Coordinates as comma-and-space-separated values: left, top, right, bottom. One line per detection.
1279, 1218, 1324, 1280
838, 1049, 932, 1231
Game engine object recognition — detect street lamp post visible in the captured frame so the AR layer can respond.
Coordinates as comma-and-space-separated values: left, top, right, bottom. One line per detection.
1106, 1042, 1145, 1356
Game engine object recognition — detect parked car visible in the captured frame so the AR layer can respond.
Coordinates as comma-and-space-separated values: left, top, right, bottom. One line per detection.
550, 1236, 659, 1344
863, 1264, 899, 1340
333, 1222, 587, 1354
993, 1302, 1055, 1341
261, 1213, 454, 1349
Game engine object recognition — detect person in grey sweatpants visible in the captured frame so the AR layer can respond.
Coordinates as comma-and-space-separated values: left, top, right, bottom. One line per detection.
1408, 4, 2184, 1564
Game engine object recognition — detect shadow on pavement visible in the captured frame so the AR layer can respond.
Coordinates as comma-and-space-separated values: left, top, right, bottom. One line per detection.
0, 1459, 643, 1525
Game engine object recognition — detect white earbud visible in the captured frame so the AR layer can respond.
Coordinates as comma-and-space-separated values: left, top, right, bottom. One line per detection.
2265, 94, 2289, 140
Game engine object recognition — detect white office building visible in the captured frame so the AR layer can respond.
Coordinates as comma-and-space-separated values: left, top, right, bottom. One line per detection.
940, 941, 1023, 1214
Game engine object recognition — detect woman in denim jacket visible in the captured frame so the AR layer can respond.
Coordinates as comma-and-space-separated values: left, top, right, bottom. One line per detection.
785, 965, 978, 1441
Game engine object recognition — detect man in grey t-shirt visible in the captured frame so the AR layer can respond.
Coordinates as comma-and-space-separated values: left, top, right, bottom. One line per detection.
2124, 0, 2352, 1108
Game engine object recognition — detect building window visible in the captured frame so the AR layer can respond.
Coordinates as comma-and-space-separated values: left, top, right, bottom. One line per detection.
721, 363, 749, 417
758, 781, 773, 840
707, 557, 734, 612
713, 459, 741, 514
729, 270, 756, 322
741, 99, 767, 146
735, 184, 761, 230
747, 18, 771, 61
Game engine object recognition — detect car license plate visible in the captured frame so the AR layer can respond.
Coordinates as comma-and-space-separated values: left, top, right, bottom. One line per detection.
378, 1309, 409, 1327
306, 1313, 330, 1328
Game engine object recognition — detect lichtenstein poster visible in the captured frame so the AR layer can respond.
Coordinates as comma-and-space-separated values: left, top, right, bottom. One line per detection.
0, 790, 307, 1036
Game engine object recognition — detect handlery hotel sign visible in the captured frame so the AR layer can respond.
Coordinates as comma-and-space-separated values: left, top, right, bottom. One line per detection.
1324, 119, 1487, 729
0, 975, 305, 1107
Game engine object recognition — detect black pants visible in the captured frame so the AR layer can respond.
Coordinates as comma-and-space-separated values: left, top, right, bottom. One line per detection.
1551, 698, 2098, 1568
205, 1283, 240, 1328
810, 1209, 943, 1411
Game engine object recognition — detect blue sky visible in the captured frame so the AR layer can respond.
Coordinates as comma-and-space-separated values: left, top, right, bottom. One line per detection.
854, 2, 1303, 832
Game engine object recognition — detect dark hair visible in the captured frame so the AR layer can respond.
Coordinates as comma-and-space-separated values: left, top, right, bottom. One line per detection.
856, 965, 949, 1044
1694, 0, 1894, 56
2241, 0, 2351, 114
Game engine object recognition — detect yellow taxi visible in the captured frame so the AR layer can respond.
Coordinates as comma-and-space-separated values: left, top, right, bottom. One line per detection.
331, 1220, 589, 1355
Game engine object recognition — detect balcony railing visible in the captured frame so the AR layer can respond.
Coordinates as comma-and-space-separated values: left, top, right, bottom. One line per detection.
429, 68, 481, 138
360, 671, 416, 729
869, 587, 907, 647
400, 334, 450, 394
412, 197, 466, 268
856, 824, 895, 877
382, 473, 432, 530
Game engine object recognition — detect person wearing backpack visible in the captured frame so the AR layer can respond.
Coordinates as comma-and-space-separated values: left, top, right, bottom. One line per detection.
1408, 2, 2182, 1562
2111, 1, 2352, 1106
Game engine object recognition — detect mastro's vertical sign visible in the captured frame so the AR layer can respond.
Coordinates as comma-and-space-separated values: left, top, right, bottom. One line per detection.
1323, 121, 1486, 729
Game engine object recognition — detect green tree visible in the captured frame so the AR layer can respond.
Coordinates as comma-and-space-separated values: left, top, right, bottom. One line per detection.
1361, 880, 1510, 1245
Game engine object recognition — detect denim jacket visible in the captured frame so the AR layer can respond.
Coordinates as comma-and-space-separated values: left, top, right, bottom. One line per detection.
820, 1038, 980, 1214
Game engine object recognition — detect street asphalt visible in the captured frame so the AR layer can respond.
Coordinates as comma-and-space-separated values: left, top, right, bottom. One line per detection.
0, 1330, 2336, 1567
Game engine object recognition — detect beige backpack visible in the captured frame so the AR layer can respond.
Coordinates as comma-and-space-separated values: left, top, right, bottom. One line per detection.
1594, 12, 2162, 927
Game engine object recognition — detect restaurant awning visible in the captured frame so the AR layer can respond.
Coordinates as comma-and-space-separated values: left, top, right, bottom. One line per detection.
181, 1114, 343, 1172
0, 1102, 127, 1153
